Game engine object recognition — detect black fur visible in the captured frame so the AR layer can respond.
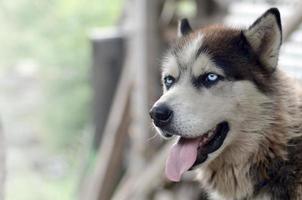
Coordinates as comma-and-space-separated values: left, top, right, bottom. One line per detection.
179, 18, 193, 36
249, 136, 302, 199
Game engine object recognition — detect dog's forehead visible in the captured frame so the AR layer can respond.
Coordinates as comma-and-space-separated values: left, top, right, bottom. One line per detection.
162, 26, 246, 78
162, 33, 203, 77
172, 33, 203, 68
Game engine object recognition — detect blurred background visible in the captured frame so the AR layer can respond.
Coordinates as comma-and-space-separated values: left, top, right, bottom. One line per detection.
1, 0, 302, 200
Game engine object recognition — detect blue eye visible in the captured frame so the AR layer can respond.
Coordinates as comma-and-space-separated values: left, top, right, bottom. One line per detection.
203, 73, 222, 87
193, 73, 223, 88
164, 76, 175, 89
207, 73, 218, 81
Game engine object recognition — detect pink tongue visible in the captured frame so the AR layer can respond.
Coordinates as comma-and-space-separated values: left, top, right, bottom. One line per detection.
165, 138, 199, 182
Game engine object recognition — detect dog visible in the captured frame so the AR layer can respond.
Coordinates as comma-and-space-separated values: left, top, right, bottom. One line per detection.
149, 8, 302, 200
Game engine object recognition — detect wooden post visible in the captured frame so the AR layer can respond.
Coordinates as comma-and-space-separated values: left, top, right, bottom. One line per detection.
91, 28, 125, 148
127, 0, 161, 174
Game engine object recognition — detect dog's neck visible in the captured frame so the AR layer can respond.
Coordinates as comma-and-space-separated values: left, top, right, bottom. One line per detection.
196, 70, 302, 200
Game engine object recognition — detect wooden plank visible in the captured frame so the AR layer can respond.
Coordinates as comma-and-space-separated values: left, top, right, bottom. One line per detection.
111, 140, 175, 200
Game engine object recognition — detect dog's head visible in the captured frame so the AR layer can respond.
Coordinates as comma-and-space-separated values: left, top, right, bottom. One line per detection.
150, 8, 282, 182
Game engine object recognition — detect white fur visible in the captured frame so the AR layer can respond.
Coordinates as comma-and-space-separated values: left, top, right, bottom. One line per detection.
178, 34, 203, 67
162, 53, 179, 79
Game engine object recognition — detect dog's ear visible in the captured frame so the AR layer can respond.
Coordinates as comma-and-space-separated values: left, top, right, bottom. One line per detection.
178, 18, 193, 37
244, 8, 282, 72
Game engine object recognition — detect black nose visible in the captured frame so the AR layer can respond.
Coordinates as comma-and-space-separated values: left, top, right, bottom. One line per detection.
149, 104, 173, 127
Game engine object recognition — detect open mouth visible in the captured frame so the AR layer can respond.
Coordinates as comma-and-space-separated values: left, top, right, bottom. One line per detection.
165, 121, 229, 182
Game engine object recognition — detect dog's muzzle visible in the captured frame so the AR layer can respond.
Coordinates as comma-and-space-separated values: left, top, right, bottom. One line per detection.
149, 104, 173, 127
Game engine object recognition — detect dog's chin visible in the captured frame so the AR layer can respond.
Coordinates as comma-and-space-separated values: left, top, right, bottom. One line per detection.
158, 121, 230, 168
156, 128, 174, 139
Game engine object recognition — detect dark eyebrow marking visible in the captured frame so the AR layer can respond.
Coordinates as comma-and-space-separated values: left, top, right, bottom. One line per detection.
195, 45, 206, 59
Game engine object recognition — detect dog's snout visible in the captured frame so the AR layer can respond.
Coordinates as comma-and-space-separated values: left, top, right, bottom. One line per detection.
149, 104, 173, 127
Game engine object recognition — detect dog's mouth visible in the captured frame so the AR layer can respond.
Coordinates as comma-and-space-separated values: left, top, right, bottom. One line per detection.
165, 121, 229, 182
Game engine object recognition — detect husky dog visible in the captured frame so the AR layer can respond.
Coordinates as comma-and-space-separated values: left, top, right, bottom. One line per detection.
149, 8, 302, 200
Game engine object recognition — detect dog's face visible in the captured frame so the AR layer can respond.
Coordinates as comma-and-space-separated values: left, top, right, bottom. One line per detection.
150, 8, 282, 181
